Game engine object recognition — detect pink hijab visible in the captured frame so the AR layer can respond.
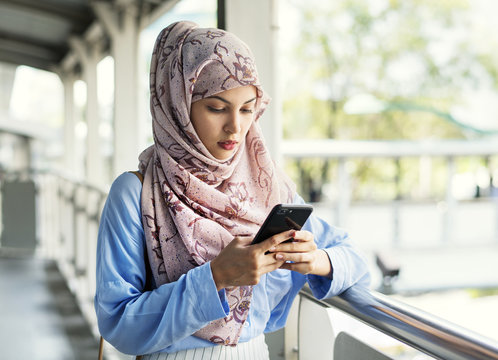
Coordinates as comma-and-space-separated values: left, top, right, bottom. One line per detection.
138, 21, 295, 346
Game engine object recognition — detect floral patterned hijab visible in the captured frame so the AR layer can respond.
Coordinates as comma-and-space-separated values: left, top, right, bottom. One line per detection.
138, 21, 295, 346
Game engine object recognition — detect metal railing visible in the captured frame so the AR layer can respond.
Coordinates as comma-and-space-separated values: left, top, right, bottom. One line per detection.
3, 168, 498, 359
25, 170, 108, 336
297, 285, 498, 359
281, 139, 498, 247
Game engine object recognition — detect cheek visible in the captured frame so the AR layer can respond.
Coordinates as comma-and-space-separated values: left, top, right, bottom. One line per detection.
190, 108, 202, 134
242, 118, 254, 135
191, 110, 215, 141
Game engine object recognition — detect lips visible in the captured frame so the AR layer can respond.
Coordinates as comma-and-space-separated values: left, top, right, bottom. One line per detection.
218, 140, 238, 150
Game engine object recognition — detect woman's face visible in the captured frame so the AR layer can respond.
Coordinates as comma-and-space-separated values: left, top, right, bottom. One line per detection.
190, 85, 257, 160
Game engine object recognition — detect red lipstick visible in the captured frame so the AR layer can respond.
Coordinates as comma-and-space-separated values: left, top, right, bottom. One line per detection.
218, 140, 237, 150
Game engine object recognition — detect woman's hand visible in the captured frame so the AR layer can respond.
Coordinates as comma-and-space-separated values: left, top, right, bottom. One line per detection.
210, 231, 294, 291
271, 230, 332, 279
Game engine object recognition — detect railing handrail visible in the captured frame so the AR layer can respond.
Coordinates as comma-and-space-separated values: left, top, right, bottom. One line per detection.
5, 169, 498, 359
282, 138, 498, 158
300, 285, 498, 360
0, 168, 109, 196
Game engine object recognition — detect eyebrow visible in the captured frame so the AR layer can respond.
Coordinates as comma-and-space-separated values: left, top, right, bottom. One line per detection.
207, 95, 257, 105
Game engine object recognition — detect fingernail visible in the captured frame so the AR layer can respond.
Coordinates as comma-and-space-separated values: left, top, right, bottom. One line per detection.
276, 254, 284, 260
269, 247, 276, 252
290, 230, 296, 237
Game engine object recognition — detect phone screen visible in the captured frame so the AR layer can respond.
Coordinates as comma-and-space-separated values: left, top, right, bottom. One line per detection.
251, 204, 313, 245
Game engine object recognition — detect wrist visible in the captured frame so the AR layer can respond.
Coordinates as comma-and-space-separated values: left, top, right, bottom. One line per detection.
314, 249, 332, 278
210, 259, 225, 291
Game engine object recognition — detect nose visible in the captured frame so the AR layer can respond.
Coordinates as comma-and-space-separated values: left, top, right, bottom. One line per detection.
223, 111, 242, 134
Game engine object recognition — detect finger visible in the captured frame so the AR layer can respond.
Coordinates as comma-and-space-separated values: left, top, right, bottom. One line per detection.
289, 230, 314, 242
274, 238, 317, 253
279, 262, 313, 274
261, 260, 286, 273
256, 230, 296, 253
274, 252, 312, 264
268, 230, 314, 253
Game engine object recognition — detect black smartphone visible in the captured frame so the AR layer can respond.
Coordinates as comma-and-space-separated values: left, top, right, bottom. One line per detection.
251, 204, 313, 245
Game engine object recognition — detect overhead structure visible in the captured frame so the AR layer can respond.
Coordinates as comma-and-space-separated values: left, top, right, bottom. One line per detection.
0, 0, 94, 72
0, 0, 282, 185
0, 0, 180, 73
0, 0, 181, 184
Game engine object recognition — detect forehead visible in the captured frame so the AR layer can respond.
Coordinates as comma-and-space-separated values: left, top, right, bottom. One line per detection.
194, 85, 257, 104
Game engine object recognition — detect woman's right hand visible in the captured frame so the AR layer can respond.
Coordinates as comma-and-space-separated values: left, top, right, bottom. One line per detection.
210, 230, 294, 291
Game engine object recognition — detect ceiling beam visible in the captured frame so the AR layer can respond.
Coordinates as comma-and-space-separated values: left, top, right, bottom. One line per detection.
0, 30, 64, 71
0, 30, 64, 58
0, 51, 53, 71
0, 29, 65, 51
0, 0, 93, 32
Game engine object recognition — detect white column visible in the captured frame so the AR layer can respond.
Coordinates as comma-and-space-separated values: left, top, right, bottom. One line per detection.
0, 63, 17, 113
70, 39, 103, 185
93, 2, 141, 177
61, 74, 77, 176
13, 135, 31, 172
224, 6, 283, 355
225, 0, 282, 161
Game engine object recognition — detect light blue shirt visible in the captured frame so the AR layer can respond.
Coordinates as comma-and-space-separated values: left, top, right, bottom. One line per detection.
95, 172, 370, 355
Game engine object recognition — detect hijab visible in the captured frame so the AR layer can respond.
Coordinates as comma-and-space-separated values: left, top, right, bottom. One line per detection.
138, 21, 295, 346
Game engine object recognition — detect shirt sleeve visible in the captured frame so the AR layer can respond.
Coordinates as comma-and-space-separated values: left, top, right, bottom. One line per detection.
295, 195, 371, 299
94, 173, 228, 355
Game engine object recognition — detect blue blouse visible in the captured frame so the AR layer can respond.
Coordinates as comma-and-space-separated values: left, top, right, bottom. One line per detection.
94, 172, 370, 355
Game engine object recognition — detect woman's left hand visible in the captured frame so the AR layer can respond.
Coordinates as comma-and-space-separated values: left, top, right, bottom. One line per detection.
270, 230, 332, 278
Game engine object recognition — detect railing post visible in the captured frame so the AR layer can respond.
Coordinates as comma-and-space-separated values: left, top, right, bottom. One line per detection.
298, 295, 336, 359
81, 187, 100, 329
336, 158, 350, 227
490, 158, 498, 244
43, 174, 59, 259
65, 181, 77, 279
495, 194, 498, 244
393, 157, 401, 246
442, 156, 456, 243
284, 297, 300, 360
57, 177, 66, 262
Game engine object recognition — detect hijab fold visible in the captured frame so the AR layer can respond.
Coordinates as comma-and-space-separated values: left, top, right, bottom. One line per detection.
138, 21, 295, 346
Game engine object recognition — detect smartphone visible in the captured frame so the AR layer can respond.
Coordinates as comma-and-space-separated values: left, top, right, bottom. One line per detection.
251, 204, 313, 245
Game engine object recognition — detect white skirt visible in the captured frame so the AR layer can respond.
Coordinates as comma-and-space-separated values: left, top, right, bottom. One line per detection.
140, 334, 269, 360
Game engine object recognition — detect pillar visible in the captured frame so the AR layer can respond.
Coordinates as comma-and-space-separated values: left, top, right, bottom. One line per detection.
70, 38, 103, 185
225, 0, 282, 160
61, 73, 77, 176
0, 63, 17, 113
93, 1, 141, 177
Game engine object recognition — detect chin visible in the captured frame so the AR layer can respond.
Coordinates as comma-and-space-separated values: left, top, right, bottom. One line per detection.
214, 151, 234, 161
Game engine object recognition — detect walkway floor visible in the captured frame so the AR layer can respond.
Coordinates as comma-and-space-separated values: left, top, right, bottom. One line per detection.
0, 254, 100, 360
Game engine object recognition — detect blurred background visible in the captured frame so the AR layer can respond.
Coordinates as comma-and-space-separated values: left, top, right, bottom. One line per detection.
1, 0, 498, 359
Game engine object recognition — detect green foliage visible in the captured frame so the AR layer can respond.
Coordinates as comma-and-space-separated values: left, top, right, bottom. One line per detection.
282, 0, 498, 201
467, 288, 498, 298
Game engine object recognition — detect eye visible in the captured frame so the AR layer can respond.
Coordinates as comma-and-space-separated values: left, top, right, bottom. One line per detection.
240, 108, 254, 114
207, 106, 225, 113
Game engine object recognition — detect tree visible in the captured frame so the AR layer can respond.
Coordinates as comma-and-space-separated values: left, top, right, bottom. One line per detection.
281, 0, 498, 201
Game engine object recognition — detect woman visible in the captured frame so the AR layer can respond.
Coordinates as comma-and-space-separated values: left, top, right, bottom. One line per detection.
95, 21, 370, 359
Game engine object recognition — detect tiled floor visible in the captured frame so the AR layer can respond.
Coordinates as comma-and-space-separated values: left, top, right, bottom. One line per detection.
0, 254, 100, 360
